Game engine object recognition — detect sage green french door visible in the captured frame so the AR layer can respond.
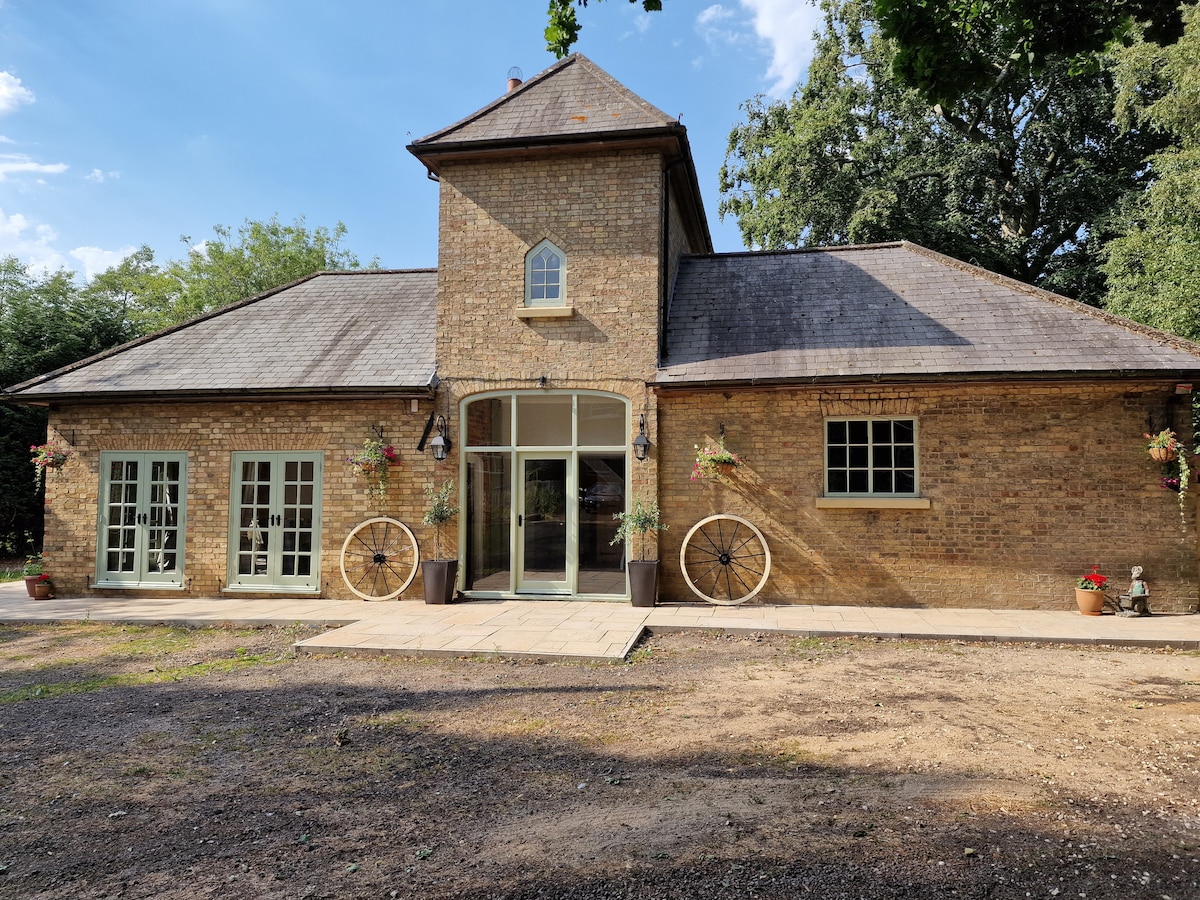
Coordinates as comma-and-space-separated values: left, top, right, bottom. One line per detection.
227, 452, 323, 591
95, 452, 188, 588
517, 454, 571, 593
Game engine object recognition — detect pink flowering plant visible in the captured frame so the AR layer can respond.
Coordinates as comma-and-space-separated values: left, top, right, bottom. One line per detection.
1075, 565, 1108, 592
30, 442, 71, 490
347, 439, 399, 500
690, 438, 743, 481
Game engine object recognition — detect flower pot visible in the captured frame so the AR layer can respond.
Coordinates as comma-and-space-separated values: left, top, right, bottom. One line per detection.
1075, 587, 1104, 616
627, 560, 659, 608
716, 462, 737, 477
422, 559, 458, 605
23, 575, 40, 598
1150, 447, 1177, 462
24, 576, 52, 600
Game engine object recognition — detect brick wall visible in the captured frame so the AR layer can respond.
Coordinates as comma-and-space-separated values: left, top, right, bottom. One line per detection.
657, 380, 1200, 613
43, 398, 454, 600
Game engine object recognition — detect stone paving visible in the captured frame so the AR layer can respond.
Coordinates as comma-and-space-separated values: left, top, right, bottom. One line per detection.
3, 579, 1199, 661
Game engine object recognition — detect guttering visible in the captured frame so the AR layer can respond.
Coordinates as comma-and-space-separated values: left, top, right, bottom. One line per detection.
3, 384, 438, 408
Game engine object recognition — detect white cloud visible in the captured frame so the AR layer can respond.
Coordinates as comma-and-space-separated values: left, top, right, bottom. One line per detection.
738, 0, 823, 98
0, 153, 68, 182
85, 168, 120, 183
0, 207, 135, 278
0, 207, 67, 272
0, 71, 35, 115
696, 4, 750, 48
70, 244, 137, 279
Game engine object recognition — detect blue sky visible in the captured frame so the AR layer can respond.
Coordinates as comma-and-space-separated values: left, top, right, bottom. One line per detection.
0, 1, 822, 278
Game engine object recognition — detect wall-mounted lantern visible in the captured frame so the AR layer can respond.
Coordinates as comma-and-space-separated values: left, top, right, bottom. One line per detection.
430, 415, 452, 462
632, 414, 651, 462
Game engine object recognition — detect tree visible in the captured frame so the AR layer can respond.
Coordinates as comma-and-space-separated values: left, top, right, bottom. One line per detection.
108, 215, 370, 333
718, 0, 1165, 302
546, 0, 663, 58
875, 0, 1185, 106
1102, 3, 1200, 340
0, 257, 134, 554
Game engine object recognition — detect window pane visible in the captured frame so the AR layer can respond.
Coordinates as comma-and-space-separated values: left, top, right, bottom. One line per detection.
466, 396, 512, 447
848, 470, 870, 492
896, 471, 916, 493
848, 421, 869, 444
577, 396, 625, 446
517, 395, 572, 446
875, 471, 893, 493
895, 446, 915, 469
827, 421, 846, 444
828, 470, 847, 493
894, 420, 914, 443
872, 420, 892, 443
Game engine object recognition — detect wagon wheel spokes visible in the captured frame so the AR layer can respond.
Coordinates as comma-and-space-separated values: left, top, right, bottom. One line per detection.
679, 514, 771, 606
340, 517, 420, 601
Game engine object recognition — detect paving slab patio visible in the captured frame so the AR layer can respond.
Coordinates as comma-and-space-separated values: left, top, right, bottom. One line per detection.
1, 579, 1198, 661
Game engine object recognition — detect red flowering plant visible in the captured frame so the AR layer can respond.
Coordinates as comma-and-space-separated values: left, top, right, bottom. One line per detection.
1075, 565, 1108, 592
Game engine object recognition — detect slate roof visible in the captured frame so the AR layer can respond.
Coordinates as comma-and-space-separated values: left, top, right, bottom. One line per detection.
409, 54, 681, 155
6, 270, 438, 402
658, 242, 1200, 386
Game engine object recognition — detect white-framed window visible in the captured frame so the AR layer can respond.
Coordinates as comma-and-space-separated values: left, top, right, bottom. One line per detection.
825, 418, 917, 496
95, 452, 188, 587
525, 239, 565, 307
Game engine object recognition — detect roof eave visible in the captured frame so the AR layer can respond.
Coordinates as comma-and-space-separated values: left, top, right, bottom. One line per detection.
3, 383, 438, 408
653, 369, 1200, 392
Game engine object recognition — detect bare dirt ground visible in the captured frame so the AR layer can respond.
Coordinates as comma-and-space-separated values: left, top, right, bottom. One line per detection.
1, 622, 1198, 900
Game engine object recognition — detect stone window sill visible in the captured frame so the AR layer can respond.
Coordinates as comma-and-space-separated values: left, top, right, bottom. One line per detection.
516, 306, 574, 319
815, 497, 931, 510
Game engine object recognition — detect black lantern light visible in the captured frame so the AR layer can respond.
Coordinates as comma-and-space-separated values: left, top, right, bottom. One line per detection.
632, 414, 651, 462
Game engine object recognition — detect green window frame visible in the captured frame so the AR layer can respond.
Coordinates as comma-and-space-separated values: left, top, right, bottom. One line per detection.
95, 451, 188, 588
226, 451, 324, 592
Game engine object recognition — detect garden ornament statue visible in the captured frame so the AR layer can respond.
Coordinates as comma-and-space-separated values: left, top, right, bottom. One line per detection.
1116, 565, 1152, 617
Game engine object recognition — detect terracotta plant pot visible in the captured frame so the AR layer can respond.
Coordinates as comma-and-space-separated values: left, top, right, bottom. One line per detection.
1075, 587, 1104, 616
627, 560, 659, 608
24, 576, 53, 599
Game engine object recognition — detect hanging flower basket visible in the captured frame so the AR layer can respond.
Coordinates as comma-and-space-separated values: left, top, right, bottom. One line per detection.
347, 439, 399, 500
691, 439, 743, 482
30, 442, 71, 490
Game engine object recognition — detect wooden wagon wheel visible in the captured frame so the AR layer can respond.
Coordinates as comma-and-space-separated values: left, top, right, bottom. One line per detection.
679, 514, 771, 605
340, 517, 419, 600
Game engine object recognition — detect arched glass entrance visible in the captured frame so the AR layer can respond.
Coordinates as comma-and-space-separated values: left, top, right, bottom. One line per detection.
462, 391, 628, 598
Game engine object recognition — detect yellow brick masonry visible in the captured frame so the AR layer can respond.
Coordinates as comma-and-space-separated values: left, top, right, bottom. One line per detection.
43, 399, 453, 601
657, 380, 1200, 613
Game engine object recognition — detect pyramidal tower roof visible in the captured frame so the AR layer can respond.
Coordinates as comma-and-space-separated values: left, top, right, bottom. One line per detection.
408, 54, 684, 164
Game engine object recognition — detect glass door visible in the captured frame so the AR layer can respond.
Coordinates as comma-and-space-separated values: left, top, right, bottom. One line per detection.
227, 452, 323, 591
517, 455, 570, 593
95, 452, 187, 587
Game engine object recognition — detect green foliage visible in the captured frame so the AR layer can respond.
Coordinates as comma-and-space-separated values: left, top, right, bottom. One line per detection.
1103, 5, 1200, 339
422, 481, 459, 560
875, 0, 1184, 107
1, 257, 136, 551
719, 0, 1164, 301
610, 499, 667, 561
109, 215, 370, 333
546, 0, 663, 58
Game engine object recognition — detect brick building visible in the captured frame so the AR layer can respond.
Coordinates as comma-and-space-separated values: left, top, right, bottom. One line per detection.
7, 55, 1200, 612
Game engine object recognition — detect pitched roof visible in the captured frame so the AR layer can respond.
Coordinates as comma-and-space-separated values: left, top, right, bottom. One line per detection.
409, 54, 680, 154
6, 270, 438, 402
658, 242, 1200, 386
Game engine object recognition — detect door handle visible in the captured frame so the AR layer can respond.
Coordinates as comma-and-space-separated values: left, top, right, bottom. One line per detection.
518, 514, 523, 527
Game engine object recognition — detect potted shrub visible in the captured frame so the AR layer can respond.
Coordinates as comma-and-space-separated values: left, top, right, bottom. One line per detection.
421, 481, 459, 604
690, 438, 742, 481
21, 554, 53, 600
1074, 565, 1107, 616
610, 499, 668, 608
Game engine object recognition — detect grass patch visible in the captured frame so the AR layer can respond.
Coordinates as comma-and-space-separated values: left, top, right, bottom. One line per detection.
0, 649, 285, 703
